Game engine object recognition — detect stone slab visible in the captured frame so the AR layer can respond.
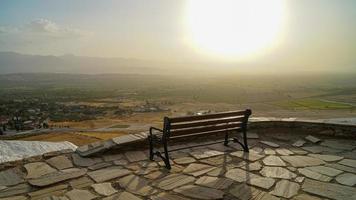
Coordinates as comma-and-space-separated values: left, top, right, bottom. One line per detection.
260, 167, 296, 179
24, 162, 57, 179
91, 182, 117, 196
247, 177, 275, 190
230, 151, 264, 161
338, 159, 356, 168
275, 148, 294, 156
335, 173, 356, 186
297, 168, 332, 182
28, 184, 68, 199
0, 183, 32, 198
260, 141, 280, 148
293, 140, 306, 147
28, 168, 87, 187
0, 167, 24, 187
263, 156, 286, 166
305, 135, 321, 143
225, 168, 259, 182
118, 174, 157, 196
124, 151, 147, 162
87, 166, 131, 183
306, 166, 343, 177
46, 155, 73, 170
183, 163, 216, 177
190, 150, 224, 160
302, 178, 356, 200
65, 189, 97, 200
308, 154, 343, 162
271, 180, 300, 198
195, 176, 233, 190
174, 185, 224, 200
156, 174, 195, 190
281, 156, 325, 167
229, 184, 280, 200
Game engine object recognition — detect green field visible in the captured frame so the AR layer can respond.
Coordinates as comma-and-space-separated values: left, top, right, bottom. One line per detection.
275, 99, 354, 110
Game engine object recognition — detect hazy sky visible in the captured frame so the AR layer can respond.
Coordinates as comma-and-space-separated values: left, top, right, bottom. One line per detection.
0, 0, 355, 71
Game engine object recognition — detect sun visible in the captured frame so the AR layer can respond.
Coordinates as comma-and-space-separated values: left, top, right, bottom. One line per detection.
185, 0, 287, 60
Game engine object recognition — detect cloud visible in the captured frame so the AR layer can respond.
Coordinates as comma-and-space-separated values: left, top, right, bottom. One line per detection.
25, 18, 89, 38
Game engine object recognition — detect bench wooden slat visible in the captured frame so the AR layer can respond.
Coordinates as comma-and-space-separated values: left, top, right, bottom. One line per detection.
169, 122, 243, 136
170, 116, 245, 129
170, 127, 242, 139
168, 110, 248, 123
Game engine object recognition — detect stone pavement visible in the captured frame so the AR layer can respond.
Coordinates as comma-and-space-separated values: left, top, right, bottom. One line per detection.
1, 131, 356, 199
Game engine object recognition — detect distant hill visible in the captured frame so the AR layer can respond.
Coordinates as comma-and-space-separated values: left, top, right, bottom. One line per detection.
0, 52, 172, 74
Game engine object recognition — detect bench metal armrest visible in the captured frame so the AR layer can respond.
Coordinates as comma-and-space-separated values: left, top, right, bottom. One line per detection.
149, 127, 163, 136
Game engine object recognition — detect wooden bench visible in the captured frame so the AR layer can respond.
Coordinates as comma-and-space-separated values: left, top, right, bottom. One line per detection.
148, 109, 252, 169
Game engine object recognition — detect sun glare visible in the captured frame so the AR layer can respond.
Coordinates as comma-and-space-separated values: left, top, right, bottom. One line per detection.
185, 0, 287, 60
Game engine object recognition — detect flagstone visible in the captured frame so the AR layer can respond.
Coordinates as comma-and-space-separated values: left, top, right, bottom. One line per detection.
295, 176, 305, 183
338, 159, 356, 168
151, 192, 190, 200
298, 168, 332, 182
0, 168, 24, 187
28, 184, 68, 199
190, 150, 224, 160
124, 151, 147, 162
118, 174, 157, 196
112, 159, 128, 166
28, 168, 87, 187
264, 148, 276, 155
174, 185, 224, 200
237, 161, 262, 171
195, 176, 233, 189
321, 140, 355, 151
144, 171, 165, 180
207, 167, 225, 176
0, 195, 28, 200
183, 163, 216, 177
247, 177, 275, 189
306, 166, 343, 177
308, 154, 343, 162
302, 178, 356, 200
65, 189, 97, 200
289, 148, 308, 155
325, 163, 356, 174
88, 162, 112, 170
0, 183, 32, 198
281, 156, 325, 167
271, 180, 300, 198
230, 151, 264, 161
260, 141, 280, 148
199, 155, 231, 166
302, 146, 342, 154
72, 154, 102, 167
69, 176, 94, 189
293, 194, 322, 200
335, 173, 356, 186
260, 167, 297, 179
263, 156, 286, 166
173, 157, 196, 165
293, 140, 306, 147
229, 184, 280, 200
155, 174, 195, 190
103, 192, 142, 200
225, 168, 259, 182
24, 162, 57, 179
87, 166, 131, 183
275, 148, 294, 156
91, 182, 117, 196
46, 155, 73, 170
103, 154, 123, 162
305, 135, 321, 143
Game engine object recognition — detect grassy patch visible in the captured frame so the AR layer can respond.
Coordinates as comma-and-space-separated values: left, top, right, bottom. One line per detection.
274, 99, 354, 110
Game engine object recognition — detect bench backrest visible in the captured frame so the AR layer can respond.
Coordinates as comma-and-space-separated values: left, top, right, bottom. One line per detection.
163, 109, 251, 139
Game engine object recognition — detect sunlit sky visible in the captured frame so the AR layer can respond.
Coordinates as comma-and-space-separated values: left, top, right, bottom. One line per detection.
0, 0, 356, 71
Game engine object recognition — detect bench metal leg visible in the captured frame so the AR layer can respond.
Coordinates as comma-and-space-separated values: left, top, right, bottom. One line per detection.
242, 130, 249, 152
224, 132, 229, 146
148, 136, 154, 161
163, 138, 171, 169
